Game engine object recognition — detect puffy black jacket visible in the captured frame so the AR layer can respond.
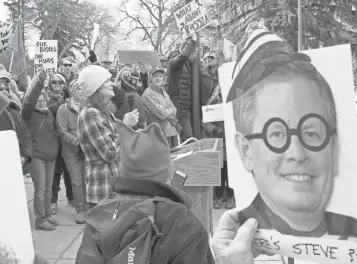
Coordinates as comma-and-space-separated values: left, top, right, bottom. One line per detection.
167, 51, 192, 117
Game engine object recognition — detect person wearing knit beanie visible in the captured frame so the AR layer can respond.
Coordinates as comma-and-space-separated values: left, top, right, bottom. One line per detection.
77, 65, 140, 207
102, 120, 215, 264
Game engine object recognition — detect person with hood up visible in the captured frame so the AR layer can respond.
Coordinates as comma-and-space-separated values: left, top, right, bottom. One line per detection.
22, 72, 60, 231
56, 79, 87, 224
113, 67, 147, 129
77, 65, 139, 208
75, 121, 215, 264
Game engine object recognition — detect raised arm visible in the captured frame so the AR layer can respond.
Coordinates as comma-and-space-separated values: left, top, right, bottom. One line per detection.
22, 73, 46, 121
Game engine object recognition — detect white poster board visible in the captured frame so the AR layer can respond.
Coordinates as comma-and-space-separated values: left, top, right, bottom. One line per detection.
174, 0, 211, 39
223, 38, 237, 62
219, 34, 357, 263
0, 17, 12, 53
34, 40, 58, 75
202, 104, 224, 123
0, 131, 35, 264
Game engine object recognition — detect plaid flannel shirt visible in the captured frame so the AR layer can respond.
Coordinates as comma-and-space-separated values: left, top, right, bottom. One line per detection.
77, 106, 120, 204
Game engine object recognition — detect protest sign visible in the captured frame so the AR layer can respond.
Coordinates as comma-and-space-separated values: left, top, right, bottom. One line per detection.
223, 38, 237, 62
219, 28, 357, 263
253, 229, 357, 263
34, 40, 58, 75
117, 50, 161, 66
0, 17, 13, 53
0, 131, 35, 264
202, 104, 224, 123
174, 0, 211, 39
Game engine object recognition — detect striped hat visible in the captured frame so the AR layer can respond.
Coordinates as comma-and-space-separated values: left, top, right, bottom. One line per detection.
69, 79, 79, 96
226, 29, 299, 102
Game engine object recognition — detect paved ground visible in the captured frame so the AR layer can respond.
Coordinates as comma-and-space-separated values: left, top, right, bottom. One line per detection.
24, 176, 227, 264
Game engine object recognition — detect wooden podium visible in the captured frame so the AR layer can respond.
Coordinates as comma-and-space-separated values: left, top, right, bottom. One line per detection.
171, 138, 223, 235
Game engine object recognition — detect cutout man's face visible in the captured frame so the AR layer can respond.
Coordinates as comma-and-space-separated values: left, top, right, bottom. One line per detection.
236, 77, 337, 216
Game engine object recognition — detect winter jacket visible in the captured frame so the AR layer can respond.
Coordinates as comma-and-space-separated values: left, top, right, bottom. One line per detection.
22, 77, 60, 161
0, 102, 32, 163
142, 86, 178, 138
56, 99, 82, 159
75, 177, 215, 264
200, 68, 219, 107
114, 87, 147, 130
167, 50, 192, 119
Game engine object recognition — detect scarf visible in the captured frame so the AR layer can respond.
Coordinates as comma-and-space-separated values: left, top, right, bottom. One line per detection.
70, 99, 81, 113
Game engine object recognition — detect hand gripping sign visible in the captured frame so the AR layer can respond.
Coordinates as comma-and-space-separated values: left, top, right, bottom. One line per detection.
174, 0, 211, 39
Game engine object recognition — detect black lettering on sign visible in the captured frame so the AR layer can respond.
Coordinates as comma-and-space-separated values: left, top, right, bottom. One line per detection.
35, 54, 43, 59
36, 42, 48, 47
348, 248, 355, 262
176, 4, 192, 20
0, 46, 7, 53
293, 243, 339, 259
0, 30, 11, 38
252, 236, 280, 251
39, 58, 55, 64
39, 46, 57, 53
1, 37, 10, 46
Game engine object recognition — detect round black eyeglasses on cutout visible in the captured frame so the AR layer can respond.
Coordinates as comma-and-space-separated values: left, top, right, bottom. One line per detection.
244, 113, 337, 154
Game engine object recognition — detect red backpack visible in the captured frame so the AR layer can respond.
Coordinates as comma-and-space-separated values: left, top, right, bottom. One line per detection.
76, 192, 172, 264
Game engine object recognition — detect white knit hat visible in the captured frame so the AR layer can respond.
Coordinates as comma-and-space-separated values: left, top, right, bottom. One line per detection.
78, 65, 112, 97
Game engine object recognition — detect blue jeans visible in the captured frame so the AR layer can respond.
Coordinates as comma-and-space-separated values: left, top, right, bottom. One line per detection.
30, 158, 56, 223
64, 158, 86, 213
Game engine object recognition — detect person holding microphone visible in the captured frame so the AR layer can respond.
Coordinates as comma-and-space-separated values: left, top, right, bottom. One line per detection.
77, 65, 139, 209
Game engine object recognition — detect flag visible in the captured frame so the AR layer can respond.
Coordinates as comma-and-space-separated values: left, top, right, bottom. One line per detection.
9, 16, 26, 74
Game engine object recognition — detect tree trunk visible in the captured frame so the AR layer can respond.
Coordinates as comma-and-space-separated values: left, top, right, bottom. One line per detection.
58, 41, 73, 60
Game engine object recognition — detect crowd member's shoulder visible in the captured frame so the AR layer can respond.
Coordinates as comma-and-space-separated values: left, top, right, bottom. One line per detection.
325, 211, 357, 238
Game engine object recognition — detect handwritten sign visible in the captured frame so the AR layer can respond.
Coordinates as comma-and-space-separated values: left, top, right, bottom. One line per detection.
34, 40, 58, 75
202, 104, 224, 123
174, 0, 211, 39
0, 17, 13, 53
223, 38, 237, 62
253, 229, 357, 263
117, 50, 160, 66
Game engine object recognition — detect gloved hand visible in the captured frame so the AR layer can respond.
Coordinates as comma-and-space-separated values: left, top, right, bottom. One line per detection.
89, 50, 97, 64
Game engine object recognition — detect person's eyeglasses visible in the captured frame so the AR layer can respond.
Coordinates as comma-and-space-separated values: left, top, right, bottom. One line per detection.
244, 113, 337, 154
52, 80, 64, 85
208, 56, 216, 60
62, 64, 72, 67
37, 100, 46, 104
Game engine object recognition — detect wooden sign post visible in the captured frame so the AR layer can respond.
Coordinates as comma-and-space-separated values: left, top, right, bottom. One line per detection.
172, 138, 223, 234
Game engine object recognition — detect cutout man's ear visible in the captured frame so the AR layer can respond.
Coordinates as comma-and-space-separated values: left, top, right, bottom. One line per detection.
331, 136, 339, 177
235, 131, 253, 172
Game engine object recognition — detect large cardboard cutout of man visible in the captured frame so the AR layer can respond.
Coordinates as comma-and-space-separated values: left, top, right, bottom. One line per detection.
219, 29, 357, 264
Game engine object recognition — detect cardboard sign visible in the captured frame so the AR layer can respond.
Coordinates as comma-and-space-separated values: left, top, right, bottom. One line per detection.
202, 104, 224, 123
0, 17, 13, 53
174, 0, 211, 39
0, 131, 35, 264
223, 38, 237, 62
219, 28, 357, 264
117, 50, 160, 66
34, 40, 58, 75
253, 229, 357, 264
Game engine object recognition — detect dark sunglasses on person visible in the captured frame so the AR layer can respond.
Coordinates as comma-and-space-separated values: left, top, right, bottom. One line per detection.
52, 80, 64, 85
63, 63, 72, 67
208, 56, 216, 60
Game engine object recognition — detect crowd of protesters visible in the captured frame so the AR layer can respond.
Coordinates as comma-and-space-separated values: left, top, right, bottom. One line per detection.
0, 32, 237, 264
